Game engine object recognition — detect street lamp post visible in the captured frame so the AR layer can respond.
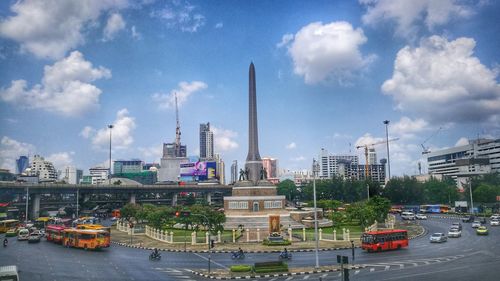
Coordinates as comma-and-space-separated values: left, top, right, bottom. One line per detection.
469, 178, 474, 214
383, 120, 391, 181
108, 124, 114, 182
25, 187, 29, 224
312, 159, 320, 269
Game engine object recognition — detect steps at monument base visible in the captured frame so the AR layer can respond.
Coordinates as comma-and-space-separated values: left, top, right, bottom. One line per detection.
223, 215, 304, 230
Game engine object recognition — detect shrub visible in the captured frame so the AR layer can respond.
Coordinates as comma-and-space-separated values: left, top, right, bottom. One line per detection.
262, 239, 292, 246
230, 265, 252, 272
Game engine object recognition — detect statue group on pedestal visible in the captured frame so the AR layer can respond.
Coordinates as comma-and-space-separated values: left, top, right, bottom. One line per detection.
238, 167, 268, 181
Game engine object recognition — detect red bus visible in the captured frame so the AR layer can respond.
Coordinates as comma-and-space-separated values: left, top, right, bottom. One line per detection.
46, 225, 67, 243
361, 229, 408, 252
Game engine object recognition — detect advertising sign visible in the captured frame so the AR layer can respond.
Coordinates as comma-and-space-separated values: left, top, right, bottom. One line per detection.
180, 161, 217, 181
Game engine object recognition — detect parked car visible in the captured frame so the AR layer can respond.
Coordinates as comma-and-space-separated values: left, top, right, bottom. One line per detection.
490, 219, 499, 226
476, 226, 489, 235
448, 228, 462, 238
430, 233, 447, 243
416, 214, 427, 220
472, 221, 481, 228
451, 222, 462, 231
490, 214, 499, 220
401, 212, 416, 220
17, 228, 29, 241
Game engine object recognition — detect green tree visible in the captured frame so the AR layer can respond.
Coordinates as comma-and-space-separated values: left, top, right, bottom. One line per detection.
383, 176, 424, 204
120, 203, 140, 221
277, 179, 298, 201
423, 178, 459, 204
473, 184, 499, 203
346, 201, 376, 228
366, 196, 391, 223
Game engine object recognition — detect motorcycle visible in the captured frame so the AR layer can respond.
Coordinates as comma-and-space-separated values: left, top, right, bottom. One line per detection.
149, 251, 161, 261
3, 239, 7, 247
231, 252, 245, 260
279, 251, 292, 260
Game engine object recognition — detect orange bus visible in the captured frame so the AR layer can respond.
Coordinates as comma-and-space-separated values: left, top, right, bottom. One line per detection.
76, 224, 111, 235
62, 228, 110, 250
361, 229, 408, 252
46, 225, 67, 243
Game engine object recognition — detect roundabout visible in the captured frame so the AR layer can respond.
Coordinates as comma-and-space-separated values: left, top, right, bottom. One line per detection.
1, 215, 499, 280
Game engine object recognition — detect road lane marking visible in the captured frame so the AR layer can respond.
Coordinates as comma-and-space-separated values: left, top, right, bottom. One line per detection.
285, 277, 293, 281
385, 266, 390, 270
303, 275, 310, 279
370, 268, 375, 272
192, 253, 229, 270
321, 273, 328, 278
354, 270, 360, 275
269, 278, 277, 281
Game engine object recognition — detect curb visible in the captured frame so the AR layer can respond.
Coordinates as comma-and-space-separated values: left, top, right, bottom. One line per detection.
110, 241, 361, 253
190, 265, 366, 280
408, 224, 427, 240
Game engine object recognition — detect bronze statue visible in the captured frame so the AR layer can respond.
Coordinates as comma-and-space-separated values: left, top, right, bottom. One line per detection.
239, 169, 246, 181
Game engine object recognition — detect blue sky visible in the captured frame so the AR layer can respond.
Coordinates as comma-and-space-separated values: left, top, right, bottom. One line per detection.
0, 0, 499, 178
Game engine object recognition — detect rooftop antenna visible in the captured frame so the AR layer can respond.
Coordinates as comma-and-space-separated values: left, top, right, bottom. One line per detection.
175, 92, 181, 156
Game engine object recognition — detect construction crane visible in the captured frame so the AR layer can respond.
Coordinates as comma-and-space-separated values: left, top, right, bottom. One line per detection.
356, 138, 399, 178
421, 127, 442, 155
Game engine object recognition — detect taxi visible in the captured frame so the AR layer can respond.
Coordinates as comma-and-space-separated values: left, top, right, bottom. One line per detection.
476, 226, 489, 235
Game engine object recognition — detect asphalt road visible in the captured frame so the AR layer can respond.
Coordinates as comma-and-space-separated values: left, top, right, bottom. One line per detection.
1, 216, 499, 281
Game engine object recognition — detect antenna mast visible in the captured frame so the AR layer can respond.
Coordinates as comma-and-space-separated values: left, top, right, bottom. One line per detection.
175, 93, 181, 156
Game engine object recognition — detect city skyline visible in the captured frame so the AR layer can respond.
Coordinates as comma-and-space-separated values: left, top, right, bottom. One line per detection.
1, 1, 499, 177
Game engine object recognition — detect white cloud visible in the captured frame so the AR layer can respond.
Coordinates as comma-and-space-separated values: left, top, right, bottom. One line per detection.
103, 13, 126, 41
0, 0, 128, 59
354, 133, 384, 149
0, 51, 111, 116
455, 137, 470, 146
0, 136, 35, 171
131, 25, 142, 40
152, 81, 208, 109
46, 152, 74, 170
276, 33, 294, 48
284, 21, 375, 84
84, 108, 136, 150
291, 156, 305, 162
212, 126, 239, 152
151, 0, 205, 32
214, 22, 223, 29
138, 144, 162, 162
382, 36, 500, 124
360, 0, 474, 39
285, 142, 297, 149
390, 117, 428, 138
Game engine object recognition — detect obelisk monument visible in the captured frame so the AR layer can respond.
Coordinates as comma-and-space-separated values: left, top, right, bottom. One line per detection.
245, 62, 263, 184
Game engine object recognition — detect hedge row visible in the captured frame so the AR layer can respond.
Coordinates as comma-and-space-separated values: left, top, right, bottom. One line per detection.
262, 239, 292, 246
230, 265, 252, 272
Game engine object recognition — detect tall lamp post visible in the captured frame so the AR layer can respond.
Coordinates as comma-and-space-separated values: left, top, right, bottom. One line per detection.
383, 120, 391, 181
108, 124, 114, 183
312, 159, 320, 269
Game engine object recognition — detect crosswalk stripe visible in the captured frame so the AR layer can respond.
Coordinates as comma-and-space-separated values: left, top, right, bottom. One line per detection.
385, 266, 390, 270
321, 273, 328, 278
354, 270, 360, 275
285, 277, 293, 281
370, 268, 375, 272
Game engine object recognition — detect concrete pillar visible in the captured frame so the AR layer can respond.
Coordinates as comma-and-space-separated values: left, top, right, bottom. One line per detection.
288, 227, 292, 241
342, 228, 346, 240
31, 194, 40, 219
191, 232, 196, 245
256, 229, 260, 242
346, 229, 350, 241
217, 231, 221, 243
206, 232, 209, 245
319, 228, 323, 240
333, 229, 337, 241
246, 228, 250, 242
206, 192, 212, 205
232, 229, 236, 243
129, 193, 136, 204
302, 227, 306, 241
172, 193, 178, 206
170, 231, 174, 243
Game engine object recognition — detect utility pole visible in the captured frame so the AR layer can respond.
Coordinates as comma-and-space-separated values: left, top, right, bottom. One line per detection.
108, 124, 114, 182
312, 159, 320, 268
383, 120, 391, 181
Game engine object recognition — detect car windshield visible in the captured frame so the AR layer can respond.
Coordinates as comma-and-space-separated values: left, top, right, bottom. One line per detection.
431, 234, 441, 237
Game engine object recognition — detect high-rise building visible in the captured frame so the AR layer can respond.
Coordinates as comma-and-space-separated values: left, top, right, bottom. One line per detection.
262, 157, 278, 179
89, 167, 109, 184
27, 155, 57, 182
427, 138, 500, 176
368, 148, 377, 165
63, 166, 83, 184
215, 153, 225, 184
16, 156, 29, 175
162, 142, 187, 158
230, 160, 238, 184
113, 159, 143, 174
199, 122, 214, 160
318, 148, 359, 179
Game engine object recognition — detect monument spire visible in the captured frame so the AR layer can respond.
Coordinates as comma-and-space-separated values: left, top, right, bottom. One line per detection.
245, 62, 263, 183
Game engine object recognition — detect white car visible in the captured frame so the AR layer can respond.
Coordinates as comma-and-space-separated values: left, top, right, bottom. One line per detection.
490, 219, 500, 226
490, 214, 500, 220
448, 228, 462, 238
416, 214, 427, 220
401, 212, 416, 220
430, 233, 447, 243
17, 228, 29, 241
472, 221, 481, 228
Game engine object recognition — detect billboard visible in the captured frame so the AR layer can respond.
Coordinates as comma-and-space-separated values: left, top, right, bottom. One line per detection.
180, 161, 217, 181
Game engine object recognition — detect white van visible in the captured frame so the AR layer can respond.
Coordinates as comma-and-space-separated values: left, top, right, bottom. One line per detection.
0, 265, 19, 281
401, 212, 416, 220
